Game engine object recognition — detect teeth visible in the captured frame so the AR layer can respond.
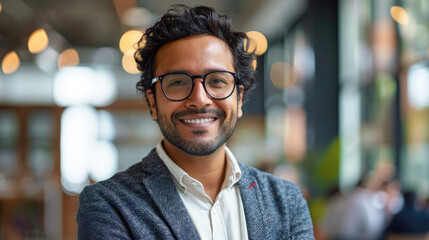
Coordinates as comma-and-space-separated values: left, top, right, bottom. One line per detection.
183, 118, 215, 124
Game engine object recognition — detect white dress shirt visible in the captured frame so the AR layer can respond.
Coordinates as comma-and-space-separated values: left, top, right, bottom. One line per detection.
156, 143, 249, 240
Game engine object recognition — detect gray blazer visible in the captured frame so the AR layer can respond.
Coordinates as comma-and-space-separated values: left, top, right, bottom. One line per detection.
77, 148, 314, 239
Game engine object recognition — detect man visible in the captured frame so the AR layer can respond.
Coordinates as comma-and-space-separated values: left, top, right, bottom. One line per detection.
321, 180, 387, 240
77, 5, 314, 239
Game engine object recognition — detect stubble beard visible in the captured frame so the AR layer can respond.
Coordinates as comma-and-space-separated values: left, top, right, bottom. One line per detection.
156, 106, 238, 156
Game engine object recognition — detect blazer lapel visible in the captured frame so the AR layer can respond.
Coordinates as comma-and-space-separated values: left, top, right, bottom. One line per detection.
142, 153, 199, 239
238, 167, 269, 240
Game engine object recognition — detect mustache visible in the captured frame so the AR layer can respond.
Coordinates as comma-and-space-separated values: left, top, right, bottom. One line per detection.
172, 107, 225, 120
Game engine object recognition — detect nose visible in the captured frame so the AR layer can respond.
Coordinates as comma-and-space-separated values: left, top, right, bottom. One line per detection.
184, 78, 212, 108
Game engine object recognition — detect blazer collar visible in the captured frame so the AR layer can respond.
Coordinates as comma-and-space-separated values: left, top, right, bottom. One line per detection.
238, 163, 269, 240
141, 149, 199, 239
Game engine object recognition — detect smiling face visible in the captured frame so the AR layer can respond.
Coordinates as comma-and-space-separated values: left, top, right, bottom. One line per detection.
146, 34, 243, 156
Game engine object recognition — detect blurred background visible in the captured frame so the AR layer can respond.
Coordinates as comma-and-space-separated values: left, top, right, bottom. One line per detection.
1, 0, 429, 239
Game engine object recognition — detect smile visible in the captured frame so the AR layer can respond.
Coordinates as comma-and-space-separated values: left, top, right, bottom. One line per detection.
182, 118, 215, 124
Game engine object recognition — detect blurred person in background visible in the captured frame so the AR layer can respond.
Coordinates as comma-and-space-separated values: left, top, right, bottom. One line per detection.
76, 5, 314, 239
321, 178, 389, 240
382, 191, 429, 239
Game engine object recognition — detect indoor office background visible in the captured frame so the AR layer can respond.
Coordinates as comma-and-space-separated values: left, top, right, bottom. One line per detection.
0, 0, 428, 239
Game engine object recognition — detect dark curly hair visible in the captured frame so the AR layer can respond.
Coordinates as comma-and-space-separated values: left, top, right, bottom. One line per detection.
134, 5, 255, 105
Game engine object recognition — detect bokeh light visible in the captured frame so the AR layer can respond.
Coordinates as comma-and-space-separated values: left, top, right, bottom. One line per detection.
408, 64, 429, 109
1, 51, 20, 74
53, 66, 117, 107
122, 49, 139, 74
270, 62, 297, 89
390, 6, 409, 25
58, 48, 79, 68
28, 28, 49, 54
0, 2, 2, 13
119, 30, 143, 53
61, 106, 118, 194
245, 31, 268, 56
61, 106, 98, 194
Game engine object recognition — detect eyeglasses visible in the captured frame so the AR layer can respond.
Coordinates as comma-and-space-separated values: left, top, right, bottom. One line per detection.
151, 70, 239, 101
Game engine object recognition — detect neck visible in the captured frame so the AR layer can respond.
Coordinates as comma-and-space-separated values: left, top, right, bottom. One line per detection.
162, 139, 227, 201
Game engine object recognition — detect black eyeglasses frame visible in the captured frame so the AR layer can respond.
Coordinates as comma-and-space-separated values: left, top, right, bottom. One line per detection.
151, 70, 240, 101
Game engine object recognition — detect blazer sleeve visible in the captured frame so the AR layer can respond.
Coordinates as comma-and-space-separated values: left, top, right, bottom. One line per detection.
77, 184, 131, 240
288, 183, 314, 240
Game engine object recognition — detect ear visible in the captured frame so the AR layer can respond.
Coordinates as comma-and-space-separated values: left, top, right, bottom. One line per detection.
146, 89, 158, 120
237, 85, 244, 118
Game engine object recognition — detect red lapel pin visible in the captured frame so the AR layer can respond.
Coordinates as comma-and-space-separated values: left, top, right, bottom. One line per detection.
248, 182, 256, 190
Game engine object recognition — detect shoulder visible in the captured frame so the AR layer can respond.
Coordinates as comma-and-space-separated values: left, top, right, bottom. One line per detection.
79, 148, 167, 204
77, 148, 177, 238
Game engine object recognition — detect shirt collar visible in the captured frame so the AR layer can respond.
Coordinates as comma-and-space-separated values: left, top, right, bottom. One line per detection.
156, 142, 242, 192
224, 146, 243, 188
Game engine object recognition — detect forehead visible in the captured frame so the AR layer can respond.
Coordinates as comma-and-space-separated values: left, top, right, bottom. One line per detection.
154, 34, 235, 75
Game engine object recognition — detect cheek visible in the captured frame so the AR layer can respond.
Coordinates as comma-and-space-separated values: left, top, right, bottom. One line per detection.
156, 99, 182, 120
152, 86, 171, 118
219, 100, 240, 117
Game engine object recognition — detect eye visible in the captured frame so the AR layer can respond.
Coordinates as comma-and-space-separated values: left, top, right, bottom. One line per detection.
163, 74, 191, 88
167, 79, 186, 86
208, 78, 227, 85
206, 72, 233, 89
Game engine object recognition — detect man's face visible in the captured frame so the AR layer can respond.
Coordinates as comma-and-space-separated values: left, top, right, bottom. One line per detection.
147, 34, 243, 156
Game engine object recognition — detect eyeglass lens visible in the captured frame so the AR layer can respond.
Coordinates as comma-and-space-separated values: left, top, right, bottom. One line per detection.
161, 72, 235, 100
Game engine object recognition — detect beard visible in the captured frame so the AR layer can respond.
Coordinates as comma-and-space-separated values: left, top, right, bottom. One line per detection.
156, 106, 238, 156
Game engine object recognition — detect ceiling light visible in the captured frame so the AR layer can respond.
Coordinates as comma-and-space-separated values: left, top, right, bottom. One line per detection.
390, 6, 409, 25
58, 48, 79, 69
119, 30, 143, 53
245, 31, 268, 56
28, 28, 49, 54
1, 51, 20, 74
122, 49, 139, 74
